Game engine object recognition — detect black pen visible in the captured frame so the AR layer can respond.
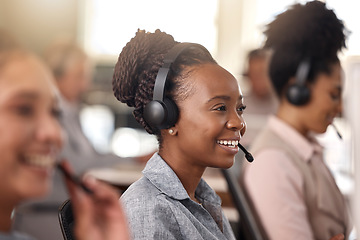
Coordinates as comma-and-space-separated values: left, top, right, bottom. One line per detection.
56, 162, 94, 195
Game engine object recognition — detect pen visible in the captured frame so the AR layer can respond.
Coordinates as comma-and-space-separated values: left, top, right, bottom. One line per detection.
56, 162, 94, 195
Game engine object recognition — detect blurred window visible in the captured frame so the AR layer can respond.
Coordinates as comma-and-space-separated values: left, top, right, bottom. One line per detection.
80, 0, 218, 61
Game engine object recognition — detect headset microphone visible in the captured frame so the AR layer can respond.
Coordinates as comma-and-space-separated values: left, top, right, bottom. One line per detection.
331, 123, 343, 140
238, 143, 254, 162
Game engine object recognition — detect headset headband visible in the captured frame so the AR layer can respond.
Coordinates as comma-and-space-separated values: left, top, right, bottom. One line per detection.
295, 58, 311, 85
152, 42, 208, 101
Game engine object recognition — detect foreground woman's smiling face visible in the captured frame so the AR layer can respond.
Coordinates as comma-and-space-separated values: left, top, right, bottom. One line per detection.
0, 53, 63, 201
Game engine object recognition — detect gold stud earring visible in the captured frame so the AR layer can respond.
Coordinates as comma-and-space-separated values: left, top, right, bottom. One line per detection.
169, 129, 174, 134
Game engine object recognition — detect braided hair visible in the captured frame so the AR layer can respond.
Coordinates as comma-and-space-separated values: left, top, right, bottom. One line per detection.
112, 29, 216, 141
263, 1, 348, 97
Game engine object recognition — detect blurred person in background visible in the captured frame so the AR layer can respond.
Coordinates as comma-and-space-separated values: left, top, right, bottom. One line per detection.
240, 48, 278, 147
44, 38, 124, 170
0, 41, 130, 240
240, 1, 352, 239
242, 48, 278, 115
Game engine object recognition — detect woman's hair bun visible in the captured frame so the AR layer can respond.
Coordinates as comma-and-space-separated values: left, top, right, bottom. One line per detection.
112, 29, 176, 134
112, 29, 175, 107
264, 1, 347, 59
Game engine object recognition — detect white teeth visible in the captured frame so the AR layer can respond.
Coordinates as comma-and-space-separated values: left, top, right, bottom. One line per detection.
217, 140, 239, 147
24, 155, 55, 169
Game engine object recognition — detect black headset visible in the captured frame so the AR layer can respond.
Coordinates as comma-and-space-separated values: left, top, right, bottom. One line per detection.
286, 58, 311, 106
143, 42, 209, 131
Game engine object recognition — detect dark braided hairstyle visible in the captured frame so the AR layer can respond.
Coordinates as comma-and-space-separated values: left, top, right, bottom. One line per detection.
263, 1, 348, 97
112, 29, 216, 141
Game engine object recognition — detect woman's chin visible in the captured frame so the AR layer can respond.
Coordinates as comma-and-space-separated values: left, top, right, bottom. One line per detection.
220, 157, 235, 169
21, 184, 51, 201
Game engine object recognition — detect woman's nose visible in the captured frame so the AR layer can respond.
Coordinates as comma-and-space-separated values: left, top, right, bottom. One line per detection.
36, 114, 63, 149
336, 99, 343, 117
226, 112, 246, 134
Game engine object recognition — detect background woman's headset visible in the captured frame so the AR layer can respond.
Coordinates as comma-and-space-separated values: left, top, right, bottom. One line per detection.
286, 58, 311, 106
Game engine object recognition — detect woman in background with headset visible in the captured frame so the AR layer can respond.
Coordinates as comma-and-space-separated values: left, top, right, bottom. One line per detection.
112, 29, 248, 239
240, 1, 352, 240
0, 45, 129, 239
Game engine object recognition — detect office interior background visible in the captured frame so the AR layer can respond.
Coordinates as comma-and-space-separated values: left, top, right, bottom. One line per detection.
1, 0, 360, 234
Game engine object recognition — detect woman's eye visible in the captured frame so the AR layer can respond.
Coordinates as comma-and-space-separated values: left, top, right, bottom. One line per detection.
17, 105, 34, 117
214, 105, 226, 111
237, 105, 247, 113
51, 108, 62, 119
330, 93, 340, 101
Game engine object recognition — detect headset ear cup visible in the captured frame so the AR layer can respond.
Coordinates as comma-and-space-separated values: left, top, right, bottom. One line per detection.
144, 100, 166, 128
143, 98, 179, 130
162, 98, 179, 129
286, 84, 311, 106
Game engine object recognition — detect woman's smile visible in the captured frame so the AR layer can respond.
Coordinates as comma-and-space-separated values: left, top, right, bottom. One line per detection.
20, 153, 56, 169
216, 139, 240, 154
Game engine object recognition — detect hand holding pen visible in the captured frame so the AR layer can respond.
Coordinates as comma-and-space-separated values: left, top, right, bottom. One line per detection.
57, 160, 130, 240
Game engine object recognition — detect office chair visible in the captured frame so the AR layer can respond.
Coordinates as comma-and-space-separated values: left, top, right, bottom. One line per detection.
221, 169, 269, 240
58, 199, 75, 240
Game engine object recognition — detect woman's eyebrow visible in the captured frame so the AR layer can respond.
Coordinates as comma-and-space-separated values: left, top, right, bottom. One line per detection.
11, 91, 39, 100
207, 95, 243, 103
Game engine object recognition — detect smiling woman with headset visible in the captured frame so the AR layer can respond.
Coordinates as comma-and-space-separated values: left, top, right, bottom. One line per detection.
240, 1, 352, 240
112, 29, 252, 239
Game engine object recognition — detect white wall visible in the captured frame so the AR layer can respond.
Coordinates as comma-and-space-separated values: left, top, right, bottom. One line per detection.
0, 0, 79, 55
344, 56, 360, 236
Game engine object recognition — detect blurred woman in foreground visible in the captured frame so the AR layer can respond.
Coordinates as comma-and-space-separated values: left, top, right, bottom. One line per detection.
0, 47, 129, 240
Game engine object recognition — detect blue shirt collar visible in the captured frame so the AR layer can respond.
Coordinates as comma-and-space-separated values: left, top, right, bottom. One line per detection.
143, 153, 221, 205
